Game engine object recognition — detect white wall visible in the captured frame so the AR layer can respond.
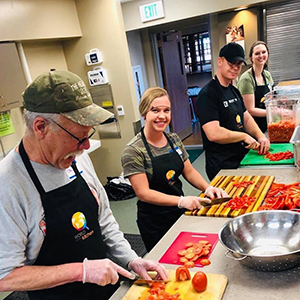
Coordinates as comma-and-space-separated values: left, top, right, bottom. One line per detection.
121, 0, 270, 31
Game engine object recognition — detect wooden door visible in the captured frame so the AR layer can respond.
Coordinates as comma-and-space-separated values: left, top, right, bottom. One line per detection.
157, 31, 192, 140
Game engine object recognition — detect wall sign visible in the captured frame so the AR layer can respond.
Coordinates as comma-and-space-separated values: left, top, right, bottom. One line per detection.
139, 1, 164, 23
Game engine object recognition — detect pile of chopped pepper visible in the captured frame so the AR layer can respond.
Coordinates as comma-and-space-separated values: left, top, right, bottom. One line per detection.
268, 119, 295, 143
264, 150, 294, 161
231, 180, 255, 188
258, 182, 300, 210
225, 195, 256, 210
145, 282, 182, 300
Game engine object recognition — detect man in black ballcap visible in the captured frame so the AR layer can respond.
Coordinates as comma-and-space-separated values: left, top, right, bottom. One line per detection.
0, 70, 167, 300
196, 43, 270, 180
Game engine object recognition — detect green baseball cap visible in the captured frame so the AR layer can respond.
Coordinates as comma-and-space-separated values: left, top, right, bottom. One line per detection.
22, 69, 113, 126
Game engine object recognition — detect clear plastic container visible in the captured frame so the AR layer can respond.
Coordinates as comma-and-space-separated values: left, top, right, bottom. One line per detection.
265, 91, 300, 143
290, 126, 300, 169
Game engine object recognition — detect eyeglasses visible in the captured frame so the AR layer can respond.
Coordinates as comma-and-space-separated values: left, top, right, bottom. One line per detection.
49, 119, 96, 147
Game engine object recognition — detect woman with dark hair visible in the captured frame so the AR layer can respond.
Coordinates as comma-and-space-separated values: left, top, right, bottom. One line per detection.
237, 41, 274, 132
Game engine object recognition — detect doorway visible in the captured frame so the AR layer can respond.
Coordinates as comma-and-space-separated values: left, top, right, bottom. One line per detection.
155, 30, 192, 140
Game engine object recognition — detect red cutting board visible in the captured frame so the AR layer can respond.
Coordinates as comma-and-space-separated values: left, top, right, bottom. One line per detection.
159, 232, 218, 267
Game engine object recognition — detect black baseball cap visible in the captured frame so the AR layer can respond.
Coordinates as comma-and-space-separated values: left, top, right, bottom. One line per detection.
219, 43, 247, 65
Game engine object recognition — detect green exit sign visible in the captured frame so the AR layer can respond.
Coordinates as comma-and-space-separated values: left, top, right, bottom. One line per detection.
139, 1, 164, 23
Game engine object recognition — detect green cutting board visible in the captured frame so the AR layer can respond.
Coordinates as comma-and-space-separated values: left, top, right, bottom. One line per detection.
240, 143, 294, 166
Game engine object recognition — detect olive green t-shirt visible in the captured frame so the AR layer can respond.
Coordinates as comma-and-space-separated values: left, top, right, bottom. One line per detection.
237, 69, 274, 95
121, 132, 189, 181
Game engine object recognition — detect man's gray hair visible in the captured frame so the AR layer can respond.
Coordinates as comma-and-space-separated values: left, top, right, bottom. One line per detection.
24, 110, 60, 132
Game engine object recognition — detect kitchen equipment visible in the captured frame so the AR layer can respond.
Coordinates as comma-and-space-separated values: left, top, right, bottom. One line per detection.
219, 210, 300, 271
201, 197, 232, 207
122, 270, 228, 300
186, 175, 275, 218
119, 274, 170, 285
290, 125, 300, 170
240, 143, 294, 166
159, 232, 218, 267
265, 91, 299, 143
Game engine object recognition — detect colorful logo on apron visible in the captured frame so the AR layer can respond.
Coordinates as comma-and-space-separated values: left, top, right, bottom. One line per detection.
166, 170, 176, 185
72, 212, 94, 242
236, 114, 243, 129
72, 212, 88, 231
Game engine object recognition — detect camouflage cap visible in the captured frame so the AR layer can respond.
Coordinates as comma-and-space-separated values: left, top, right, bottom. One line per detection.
22, 69, 113, 126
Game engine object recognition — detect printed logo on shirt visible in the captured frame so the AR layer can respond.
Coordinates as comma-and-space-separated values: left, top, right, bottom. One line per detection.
39, 214, 46, 237
224, 98, 238, 108
72, 212, 94, 242
166, 170, 176, 185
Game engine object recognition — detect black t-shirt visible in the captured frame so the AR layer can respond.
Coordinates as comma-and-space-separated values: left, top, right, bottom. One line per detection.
196, 78, 248, 180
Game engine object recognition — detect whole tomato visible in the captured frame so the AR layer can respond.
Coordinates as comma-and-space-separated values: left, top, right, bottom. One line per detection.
192, 271, 207, 292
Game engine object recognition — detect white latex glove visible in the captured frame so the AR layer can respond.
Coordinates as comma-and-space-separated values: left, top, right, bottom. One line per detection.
204, 186, 228, 199
178, 196, 211, 210
128, 257, 168, 281
82, 258, 135, 285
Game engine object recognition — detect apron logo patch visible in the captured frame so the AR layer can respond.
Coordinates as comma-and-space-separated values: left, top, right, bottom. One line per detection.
72, 212, 94, 242
39, 215, 46, 237
166, 170, 176, 185
236, 114, 243, 129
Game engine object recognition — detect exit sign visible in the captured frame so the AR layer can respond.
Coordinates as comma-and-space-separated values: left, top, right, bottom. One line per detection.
139, 1, 164, 23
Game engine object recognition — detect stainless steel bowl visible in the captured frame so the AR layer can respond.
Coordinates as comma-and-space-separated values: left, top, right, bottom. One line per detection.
219, 210, 300, 271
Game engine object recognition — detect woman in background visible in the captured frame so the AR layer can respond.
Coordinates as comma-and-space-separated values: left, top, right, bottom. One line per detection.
121, 87, 227, 251
237, 41, 274, 132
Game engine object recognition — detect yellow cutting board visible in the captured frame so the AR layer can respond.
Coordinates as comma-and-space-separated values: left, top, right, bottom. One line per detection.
122, 270, 228, 300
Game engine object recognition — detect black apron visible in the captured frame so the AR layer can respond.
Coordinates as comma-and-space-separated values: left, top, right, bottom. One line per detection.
19, 140, 118, 300
251, 68, 270, 133
205, 76, 248, 181
137, 128, 185, 252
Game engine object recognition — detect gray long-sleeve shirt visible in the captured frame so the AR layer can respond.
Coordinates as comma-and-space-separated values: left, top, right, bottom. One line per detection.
0, 148, 137, 280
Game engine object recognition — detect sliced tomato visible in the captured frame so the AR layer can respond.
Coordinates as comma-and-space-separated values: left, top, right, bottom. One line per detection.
184, 261, 195, 268
199, 258, 211, 266
175, 266, 191, 281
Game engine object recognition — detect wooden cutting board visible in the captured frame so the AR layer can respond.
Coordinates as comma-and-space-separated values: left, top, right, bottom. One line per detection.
122, 270, 228, 300
185, 175, 275, 218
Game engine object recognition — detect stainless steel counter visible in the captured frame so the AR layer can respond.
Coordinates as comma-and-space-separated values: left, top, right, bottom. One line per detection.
110, 167, 300, 300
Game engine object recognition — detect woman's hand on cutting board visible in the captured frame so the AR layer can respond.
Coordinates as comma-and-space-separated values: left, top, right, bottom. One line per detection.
204, 186, 228, 199
128, 257, 168, 281
178, 196, 211, 210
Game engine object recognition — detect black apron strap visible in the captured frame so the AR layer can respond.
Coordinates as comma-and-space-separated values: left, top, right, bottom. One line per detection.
19, 140, 46, 195
141, 127, 176, 159
251, 68, 267, 88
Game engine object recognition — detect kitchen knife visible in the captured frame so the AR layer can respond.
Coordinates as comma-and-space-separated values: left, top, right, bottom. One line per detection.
119, 274, 170, 285
201, 196, 232, 207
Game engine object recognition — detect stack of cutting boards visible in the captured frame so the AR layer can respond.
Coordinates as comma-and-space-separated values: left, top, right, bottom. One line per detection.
185, 175, 275, 218
122, 270, 228, 300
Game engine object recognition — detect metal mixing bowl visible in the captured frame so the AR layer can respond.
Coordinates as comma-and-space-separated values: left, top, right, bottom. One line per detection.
218, 210, 300, 271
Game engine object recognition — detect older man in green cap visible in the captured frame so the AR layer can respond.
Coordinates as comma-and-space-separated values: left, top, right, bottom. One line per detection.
0, 70, 167, 300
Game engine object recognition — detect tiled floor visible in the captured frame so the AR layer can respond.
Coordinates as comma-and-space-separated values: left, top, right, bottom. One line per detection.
109, 150, 208, 234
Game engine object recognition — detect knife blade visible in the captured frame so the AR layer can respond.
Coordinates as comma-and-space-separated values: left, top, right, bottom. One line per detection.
119, 274, 170, 285
201, 196, 232, 207
133, 279, 170, 285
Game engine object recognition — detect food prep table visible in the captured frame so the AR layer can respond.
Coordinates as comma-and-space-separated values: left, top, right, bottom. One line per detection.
110, 167, 300, 300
